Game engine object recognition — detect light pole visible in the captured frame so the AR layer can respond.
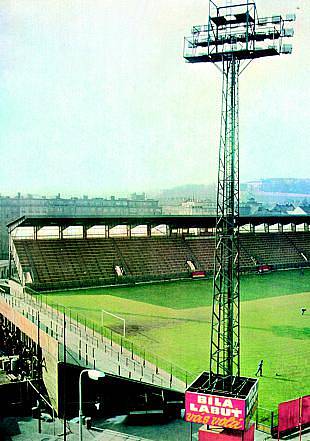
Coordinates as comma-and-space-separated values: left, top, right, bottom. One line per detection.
79, 369, 105, 441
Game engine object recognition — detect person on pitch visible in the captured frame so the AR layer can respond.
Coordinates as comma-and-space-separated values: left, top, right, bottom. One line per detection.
255, 359, 263, 377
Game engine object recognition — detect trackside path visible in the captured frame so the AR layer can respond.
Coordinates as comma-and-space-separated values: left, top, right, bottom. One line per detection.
1, 291, 190, 392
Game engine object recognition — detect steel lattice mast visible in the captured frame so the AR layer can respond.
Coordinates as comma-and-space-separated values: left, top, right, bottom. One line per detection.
211, 55, 241, 377
184, 1, 295, 379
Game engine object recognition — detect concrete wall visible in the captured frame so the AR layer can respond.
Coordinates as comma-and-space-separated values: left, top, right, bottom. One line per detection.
0, 295, 59, 413
9, 279, 24, 297
0, 260, 9, 279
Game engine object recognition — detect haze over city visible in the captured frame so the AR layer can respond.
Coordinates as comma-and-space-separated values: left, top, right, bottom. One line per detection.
0, 0, 309, 197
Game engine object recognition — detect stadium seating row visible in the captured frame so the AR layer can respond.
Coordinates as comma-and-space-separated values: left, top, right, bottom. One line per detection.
12, 232, 310, 289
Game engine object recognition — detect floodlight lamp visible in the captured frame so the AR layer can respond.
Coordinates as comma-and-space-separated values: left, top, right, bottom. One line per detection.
258, 17, 268, 26
286, 13, 296, 22
283, 28, 294, 38
281, 44, 293, 54
272, 15, 281, 24
87, 370, 105, 381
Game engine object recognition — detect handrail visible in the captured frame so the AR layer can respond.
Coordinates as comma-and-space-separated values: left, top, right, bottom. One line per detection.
32, 293, 195, 386
1, 290, 195, 389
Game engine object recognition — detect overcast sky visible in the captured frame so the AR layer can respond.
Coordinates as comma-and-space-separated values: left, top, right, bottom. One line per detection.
0, 0, 309, 197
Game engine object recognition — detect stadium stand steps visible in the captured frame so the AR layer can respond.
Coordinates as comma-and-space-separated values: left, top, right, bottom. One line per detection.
182, 238, 203, 271
112, 238, 132, 276
285, 232, 310, 262
12, 232, 310, 290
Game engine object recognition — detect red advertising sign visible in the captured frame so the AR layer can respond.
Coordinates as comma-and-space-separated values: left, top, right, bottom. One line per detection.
278, 395, 310, 433
192, 271, 206, 278
185, 391, 246, 430
278, 398, 299, 433
301, 395, 310, 425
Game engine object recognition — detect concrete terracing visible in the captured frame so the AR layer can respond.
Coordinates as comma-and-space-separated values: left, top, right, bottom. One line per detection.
0, 281, 191, 415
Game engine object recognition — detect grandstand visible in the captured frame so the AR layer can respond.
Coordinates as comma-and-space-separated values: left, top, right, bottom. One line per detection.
7, 214, 310, 291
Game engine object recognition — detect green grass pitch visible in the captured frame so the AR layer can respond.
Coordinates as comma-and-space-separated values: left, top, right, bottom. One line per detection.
40, 269, 310, 411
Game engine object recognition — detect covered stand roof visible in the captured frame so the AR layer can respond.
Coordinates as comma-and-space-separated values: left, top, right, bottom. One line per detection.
7, 214, 310, 233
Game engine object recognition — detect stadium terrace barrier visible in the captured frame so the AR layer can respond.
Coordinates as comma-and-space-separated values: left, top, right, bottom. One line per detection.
3, 289, 196, 392
28, 272, 191, 292
256, 406, 276, 434
45, 299, 195, 388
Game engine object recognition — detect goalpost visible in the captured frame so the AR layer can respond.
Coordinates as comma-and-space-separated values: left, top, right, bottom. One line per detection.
101, 309, 126, 337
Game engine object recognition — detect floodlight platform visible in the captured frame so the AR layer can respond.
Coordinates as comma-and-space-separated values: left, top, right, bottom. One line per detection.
187, 372, 257, 398
184, 0, 295, 64
184, 47, 279, 63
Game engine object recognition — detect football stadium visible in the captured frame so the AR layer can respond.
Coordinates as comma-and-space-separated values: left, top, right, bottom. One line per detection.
4, 214, 310, 428
0, 0, 309, 440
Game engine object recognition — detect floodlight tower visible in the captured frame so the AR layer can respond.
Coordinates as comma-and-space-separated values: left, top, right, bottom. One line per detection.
184, 1, 295, 379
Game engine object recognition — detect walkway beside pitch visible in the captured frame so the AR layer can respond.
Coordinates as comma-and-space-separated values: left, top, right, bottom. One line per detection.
1, 290, 189, 392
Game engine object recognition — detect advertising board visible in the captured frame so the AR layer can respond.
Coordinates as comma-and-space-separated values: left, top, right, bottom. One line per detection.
185, 372, 258, 431
185, 391, 246, 430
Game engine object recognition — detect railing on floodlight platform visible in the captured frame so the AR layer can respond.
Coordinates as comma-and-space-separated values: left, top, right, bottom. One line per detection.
183, 1, 295, 63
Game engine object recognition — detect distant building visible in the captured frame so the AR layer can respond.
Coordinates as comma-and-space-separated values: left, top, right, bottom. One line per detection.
179, 200, 216, 215
287, 205, 310, 215
270, 203, 295, 214
0, 193, 162, 258
241, 179, 310, 204
161, 199, 216, 215
240, 198, 264, 215
161, 197, 266, 216
239, 205, 251, 216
